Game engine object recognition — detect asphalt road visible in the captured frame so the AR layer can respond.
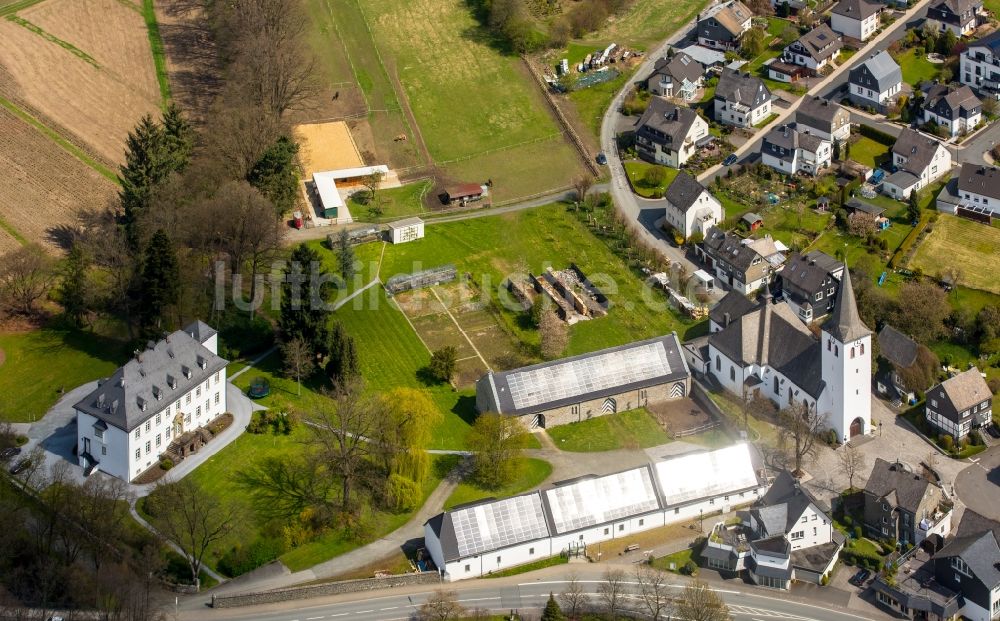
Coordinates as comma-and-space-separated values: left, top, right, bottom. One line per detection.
954, 445, 1000, 521
192, 568, 886, 621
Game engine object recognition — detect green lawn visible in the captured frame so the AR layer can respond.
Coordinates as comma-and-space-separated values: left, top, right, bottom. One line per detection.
348, 180, 432, 223
848, 136, 891, 169
579, 0, 710, 49
183, 422, 461, 573
651, 546, 698, 573
443, 457, 552, 510
0, 328, 132, 422
896, 48, 940, 86
546, 409, 670, 452
568, 70, 630, 138
483, 554, 568, 578
623, 160, 680, 198
359, 203, 696, 357
911, 214, 1000, 294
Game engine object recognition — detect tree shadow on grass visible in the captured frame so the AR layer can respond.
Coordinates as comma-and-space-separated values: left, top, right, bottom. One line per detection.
450, 394, 478, 426
32, 327, 132, 368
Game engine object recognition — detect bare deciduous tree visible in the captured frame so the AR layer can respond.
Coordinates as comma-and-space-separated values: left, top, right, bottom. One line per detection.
778, 403, 824, 476
573, 175, 594, 203
635, 564, 672, 621
559, 570, 588, 620
599, 568, 627, 620
145, 478, 237, 584
0, 244, 54, 316
838, 442, 867, 491
418, 589, 466, 621
674, 580, 732, 621
282, 337, 315, 396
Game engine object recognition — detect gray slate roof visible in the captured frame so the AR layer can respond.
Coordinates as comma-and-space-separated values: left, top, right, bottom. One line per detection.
74, 323, 228, 432
969, 29, 1000, 53
793, 24, 844, 61
821, 269, 871, 343
958, 163, 1000, 201
782, 251, 843, 296
796, 97, 848, 132
636, 97, 700, 146
938, 530, 1000, 588
709, 297, 826, 398
893, 128, 945, 177
716, 68, 771, 108
709, 290, 759, 327
864, 458, 936, 514
833, 0, 882, 20
702, 227, 770, 272
651, 52, 705, 86
752, 470, 822, 536
936, 367, 992, 412
878, 325, 919, 368
923, 84, 981, 119
849, 51, 902, 93
665, 171, 709, 213
762, 125, 827, 163
956, 509, 1000, 541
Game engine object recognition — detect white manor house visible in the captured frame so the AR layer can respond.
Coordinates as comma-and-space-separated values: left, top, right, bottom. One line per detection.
74, 321, 228, 481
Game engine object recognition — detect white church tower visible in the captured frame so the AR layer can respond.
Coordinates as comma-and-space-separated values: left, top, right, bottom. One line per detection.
817, 269, 872, 443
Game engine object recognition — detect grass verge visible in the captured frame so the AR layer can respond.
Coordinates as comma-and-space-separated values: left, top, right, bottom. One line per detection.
546, 409, 670, 452
443, 457, 552, 510
483, 554, 568, 578
5, 15, 100, 67
141, 0, 172, 104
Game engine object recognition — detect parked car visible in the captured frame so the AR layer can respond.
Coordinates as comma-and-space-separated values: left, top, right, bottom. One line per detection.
723, 154, 738, 166
850, 568, 871, 587
9, 458, 31, 475
0, 446, 21, 461
596, 152, 607, 165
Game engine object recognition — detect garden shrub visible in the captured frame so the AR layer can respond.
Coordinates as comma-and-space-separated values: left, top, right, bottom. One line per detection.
159, 458, 173, 471
854, 525, 863, 540
683, 560, 698, 576
859, 124, 896, 145
218, 537, 285, 577
939, 434, 954, 450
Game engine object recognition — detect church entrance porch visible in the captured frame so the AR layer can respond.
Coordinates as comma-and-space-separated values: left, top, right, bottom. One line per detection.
849, 416, 865, 439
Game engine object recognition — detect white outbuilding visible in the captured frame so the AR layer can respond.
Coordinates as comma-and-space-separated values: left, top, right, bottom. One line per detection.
387, 217, 425, 244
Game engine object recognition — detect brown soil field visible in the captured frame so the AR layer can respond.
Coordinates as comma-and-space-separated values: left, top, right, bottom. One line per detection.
0, 2, 161, 164
23, 0, 160, 103
154, 0, 222, 118
293, 121, 365, 176
0, 229, 20, 255
0, 106, 117, 251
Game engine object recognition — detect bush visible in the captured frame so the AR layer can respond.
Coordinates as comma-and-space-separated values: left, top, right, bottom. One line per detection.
683, 560, 698, 576
159, 458, 174, 471
939, 434, 954, 450
841, 547, 884, 572
217, 537, 285, 577
854, 525, 863, 540
842, 515, 853, 527
988, 377, 1000, 395
820, 573, 830, 586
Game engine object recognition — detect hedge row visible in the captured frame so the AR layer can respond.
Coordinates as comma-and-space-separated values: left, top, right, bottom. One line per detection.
841, 547, 884, 572
888, 212, 931, 268
859, 124, 897, 146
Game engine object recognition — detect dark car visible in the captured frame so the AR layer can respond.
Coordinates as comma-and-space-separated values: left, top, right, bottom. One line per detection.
723, 154, 738, 166
9, 458, 31, 475
987, 424, 1000, 439
0, 446, 21, 461
850, 568, 871, 587
596, 152, 607, 165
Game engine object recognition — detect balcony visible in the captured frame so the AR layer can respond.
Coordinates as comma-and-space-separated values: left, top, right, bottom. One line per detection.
708, 521, 753, 554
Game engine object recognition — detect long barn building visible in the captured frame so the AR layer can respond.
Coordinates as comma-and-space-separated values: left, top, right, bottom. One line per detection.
475, 333, 691, 429
424, 443, 767, 580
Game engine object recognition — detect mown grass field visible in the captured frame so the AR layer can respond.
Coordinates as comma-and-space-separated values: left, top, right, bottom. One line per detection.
443, 457, 552, 510
911, 214, 1000, 294
849, 136, 891, 169
546, 409, 670, 452
580, 0, 710, 49
0, 327, 131, 422
896, 48, 941, 86
347, 179, 432, 222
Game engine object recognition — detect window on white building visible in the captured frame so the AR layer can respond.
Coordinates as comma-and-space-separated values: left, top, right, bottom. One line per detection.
196, 406, 202, 418
102, 446, 107, 456
135, 429, 140, 439
156, 414, 161, 425
135, 449, 140, 460
215, 392, 220, 405
186, 394, 191, 404
156, 434, 161, 447
145, 421, 151, 432
145, 441, 151, 454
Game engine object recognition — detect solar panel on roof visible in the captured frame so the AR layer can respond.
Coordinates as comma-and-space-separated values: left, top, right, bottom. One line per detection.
451, 494, 549, 557
545, 467, 660, 534
654, 444, 759, 506
505, 341, 672, 410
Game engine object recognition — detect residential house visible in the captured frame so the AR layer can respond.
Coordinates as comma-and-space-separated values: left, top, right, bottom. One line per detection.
646, 52, 705, 100
847, 51, 902, 112
767, 60, 808, 84
938, 162, 1000, 216
782, 24, 843, 75
708, 290, 759, 333
925, 0, 985, 36
925, 367, 993, 441
760, 125, 832, 176
714, 69, 773, 128
697, 0, 754, 50
74, 321, 228, 482
960, 31, 1000, 100
779, 250, 844, 323
663, 171, 723, 238
922, 83, 983, 137
883, 129, 952, 199
705, 269, 874, 443
703, 471, 845, 589
795, 96, 851, 143
698, 227, 786, 294
830, 0, 881, 41
863, 458, 952, 546
876, 324, 921, 406
872, 510, 1000, 621
635, 97, 710, 168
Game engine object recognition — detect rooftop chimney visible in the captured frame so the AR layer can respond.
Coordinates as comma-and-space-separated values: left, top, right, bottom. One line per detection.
724, 312, 731, 326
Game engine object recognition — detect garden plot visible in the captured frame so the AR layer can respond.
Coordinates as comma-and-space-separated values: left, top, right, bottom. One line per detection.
0, 0, 161, 164
0, 106, 117, 251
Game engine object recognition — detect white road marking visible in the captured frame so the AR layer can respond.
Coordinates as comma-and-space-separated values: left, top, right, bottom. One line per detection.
306, 616, 325, 620
353, 611, 374, 615
379, 607, 398, 611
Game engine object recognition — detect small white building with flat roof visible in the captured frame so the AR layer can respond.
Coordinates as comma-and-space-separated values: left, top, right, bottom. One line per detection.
387, 217, 425, 244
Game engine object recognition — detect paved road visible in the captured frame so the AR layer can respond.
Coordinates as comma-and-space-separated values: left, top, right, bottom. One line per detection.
954, 445, 1000, 521
191, 565, 889, 621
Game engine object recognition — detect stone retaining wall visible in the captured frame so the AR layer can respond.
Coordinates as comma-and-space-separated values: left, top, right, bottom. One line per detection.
211, 572, 441, 608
